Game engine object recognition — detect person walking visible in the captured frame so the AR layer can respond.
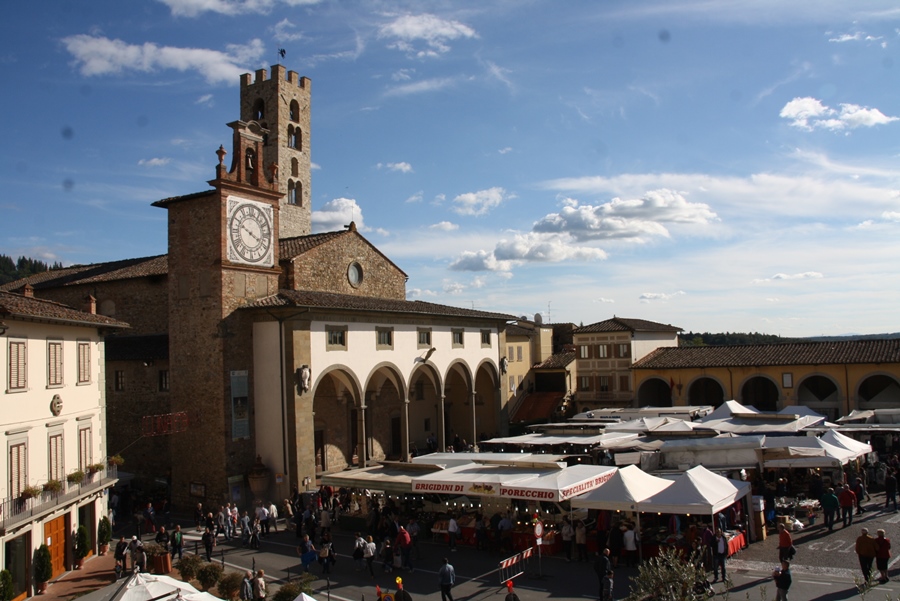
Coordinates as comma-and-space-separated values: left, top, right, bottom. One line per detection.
712, 528, 728, 582
438, 557, 456, 601
885, 470, 898, 512
240, 571, 254, 601
622, 523, 638, 567
253, 570, 267, 600
777, 523, 793, 562
852, 478, 870, 515
202, 527, 216, 562
820, 487, 840, 531
773, 560, 792, 601
114, 536, 129, 576
856, 527, 877, 582
601, 570, 614, 601
169, 525, 184, 560
447, 514, 459, 552
364, 535, 377, 578
297, 534, 316, 573
875, 529, 892, 584
839, 485, 857, 527
396, 525, 414, 572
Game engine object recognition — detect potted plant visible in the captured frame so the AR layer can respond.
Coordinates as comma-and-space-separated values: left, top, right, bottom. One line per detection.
174, 555, 204, 583
33, 545, 52, 594
97, 516, 112, 555
20, 485, 43, 500
107, 454, 125, 468
43, 480, 63, 495
87, 463, 106, 476
196, 563, 223, 592
216, 572, 244, 600
1, 568, 14, 601
74, 525, 90, 569
67, 470, 85, 485
143, 543, 171, 574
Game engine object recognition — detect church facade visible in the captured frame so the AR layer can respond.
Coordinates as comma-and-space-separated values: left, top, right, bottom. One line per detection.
2, 65, 512, 508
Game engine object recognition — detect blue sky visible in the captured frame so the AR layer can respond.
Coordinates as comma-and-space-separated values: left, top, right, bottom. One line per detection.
2, 1, 899, 337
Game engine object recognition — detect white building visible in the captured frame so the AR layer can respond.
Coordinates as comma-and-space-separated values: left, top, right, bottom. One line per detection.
1, 289, 127, 599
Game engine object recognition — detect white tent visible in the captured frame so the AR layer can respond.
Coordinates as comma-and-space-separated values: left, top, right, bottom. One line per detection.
818, 430, 872, 460
293, 593, 318, 601
320, 461, 450, 493
760, 435, 856, 468
570, 465, 674, 511
639, 465, 752, 515
73, 571, 209, 601
506, 464, 617, 502
698, 400, 759, 422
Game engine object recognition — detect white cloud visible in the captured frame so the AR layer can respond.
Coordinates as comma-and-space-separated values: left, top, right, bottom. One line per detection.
62, 34, 264, 84
429, 221, 458, 231
443, 281, 466, 295
195, 94, 214, 106
780, 96, 898, 131
311, 197, 365, 233
752, 272, 824, 283
157, 0, 320, 17
392, 69, 415, 81
377, 161, 413, 173
273, 18, 303, 43
450, 232, 607, 272
483, 60, 513, 90
533, 190, 717, 241
405, 192, 423, 203
639, 291, 685, 302
498, 147, 513, 155
452, 187, 514, 216
406, 288, 438, 299
138, 157, 171, 167
378, 14, 477, 58
594, 297, 615, 303
310, 162, 321, 170
384, 77, 458, 97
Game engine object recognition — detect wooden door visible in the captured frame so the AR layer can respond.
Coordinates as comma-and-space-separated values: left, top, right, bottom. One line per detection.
43, 516, 67, 578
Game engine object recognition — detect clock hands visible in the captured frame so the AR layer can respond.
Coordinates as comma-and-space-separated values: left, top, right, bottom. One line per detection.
241, 222, 261, 243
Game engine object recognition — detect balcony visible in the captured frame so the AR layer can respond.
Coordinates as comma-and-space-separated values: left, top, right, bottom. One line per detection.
0, 465, 118, 534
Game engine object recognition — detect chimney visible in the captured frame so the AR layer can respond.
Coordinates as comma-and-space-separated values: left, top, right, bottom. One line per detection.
21, 284, 34, 298
85, 295, 97, 315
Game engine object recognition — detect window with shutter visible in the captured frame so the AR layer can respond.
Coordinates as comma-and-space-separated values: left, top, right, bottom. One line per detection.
48, 341, 63, 386
49, 434, 64, 481
9, 340, 26, 390
10, 442, 26, 497
79, 428, 92, 471
77, 342, 91, 383
516, 346, 523, 362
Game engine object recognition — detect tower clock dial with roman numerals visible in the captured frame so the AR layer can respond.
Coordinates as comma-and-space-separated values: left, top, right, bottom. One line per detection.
227, 197, 274, 267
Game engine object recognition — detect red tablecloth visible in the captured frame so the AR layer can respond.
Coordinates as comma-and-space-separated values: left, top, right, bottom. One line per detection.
727, 532, 745, 557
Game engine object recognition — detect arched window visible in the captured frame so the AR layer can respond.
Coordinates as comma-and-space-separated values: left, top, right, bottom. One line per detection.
296, 181, 303, 206
245, 148, 256, 172
294, 128, 302, 151
290, 100, 300, 122
252, 99, 265, 120
288, 180, 297, 205
287, 125, 297, 149
291, 158, 299, 177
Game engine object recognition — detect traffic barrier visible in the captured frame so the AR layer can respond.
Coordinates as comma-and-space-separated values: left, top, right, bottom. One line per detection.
498, 546, 533, 584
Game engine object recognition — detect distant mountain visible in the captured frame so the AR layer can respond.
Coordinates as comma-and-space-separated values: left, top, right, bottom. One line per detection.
679, 331, 900, 346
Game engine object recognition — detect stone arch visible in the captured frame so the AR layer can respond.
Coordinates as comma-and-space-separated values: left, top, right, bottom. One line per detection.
290, 99, 300, 122
473, 360, 501, 442
288, 180, 297, 205
291, 157, 299, 177
252, 98, 265, 120
408, 363, 443, 451
364, 364, 406, 461
858, 373, 900, 409
445, 360, 474, 449
636, 377, 673, 407
687, 376, 726, 408
796, 373, 840, 419
740, 375, 780, 412
311, 366, 362, 474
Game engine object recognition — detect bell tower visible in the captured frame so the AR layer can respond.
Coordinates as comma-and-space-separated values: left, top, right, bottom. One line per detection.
240, 65, 312, 239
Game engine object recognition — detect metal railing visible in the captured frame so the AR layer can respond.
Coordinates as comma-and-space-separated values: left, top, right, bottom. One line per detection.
0, 465, 118, 532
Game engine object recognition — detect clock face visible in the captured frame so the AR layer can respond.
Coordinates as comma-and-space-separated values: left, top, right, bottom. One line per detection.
227, 198, 274, 266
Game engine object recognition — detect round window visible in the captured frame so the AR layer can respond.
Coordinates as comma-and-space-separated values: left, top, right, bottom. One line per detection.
348, 262, 363, 287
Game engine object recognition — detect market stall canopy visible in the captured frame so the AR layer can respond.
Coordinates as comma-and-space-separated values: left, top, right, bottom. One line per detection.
481, 432, 638, 449
75, 571, 208, 601
320, 462, 450, 493
639, 465, 751, 515
698, 400, 759, 422
605, 416, 692, 434
570, 465, 674, 511
759, 435, 856, 468
818, 430, 872, 459
411, 452, 570, 468
410, 462, 617, 502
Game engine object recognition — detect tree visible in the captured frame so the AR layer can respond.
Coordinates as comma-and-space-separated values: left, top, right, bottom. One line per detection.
174, 555, 205, 583
216, 572, 244, 600
196, 563, 223, 591
74, 525, 91, 561
0, 569, 14, 601
98, 516, 112, 547
272, 576, 315, 601
33, 545, 52, 584
623, 547, 712, 601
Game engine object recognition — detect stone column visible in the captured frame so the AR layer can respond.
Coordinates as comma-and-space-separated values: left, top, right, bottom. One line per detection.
402, 399, 410, 461
470, 392, 477, 451
437, 395, 446, 452
358, 404, 367, 467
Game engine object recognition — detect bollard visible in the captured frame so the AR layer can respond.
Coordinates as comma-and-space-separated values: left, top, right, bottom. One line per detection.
252, 557, 256, 573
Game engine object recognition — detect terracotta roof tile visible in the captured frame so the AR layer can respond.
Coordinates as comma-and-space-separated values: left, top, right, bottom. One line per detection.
632, 339, 900, 369
244, 289, 515, 320
0, 291, 129, 329
574, 317, 681, 334
279, 231, 349, 257
0, 255, 167, 291
534, 352, 576, 370
150, 190, 215, 208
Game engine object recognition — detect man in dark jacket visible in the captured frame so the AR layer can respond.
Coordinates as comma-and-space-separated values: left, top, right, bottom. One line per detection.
886, 470, 898, 512
114, 536, 129, 576
594, 549, 612, 600
820, 488, 840, 531
774, 560, 792, 601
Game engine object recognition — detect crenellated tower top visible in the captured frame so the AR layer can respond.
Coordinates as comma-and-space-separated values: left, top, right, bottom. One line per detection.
239, 65, 312, 239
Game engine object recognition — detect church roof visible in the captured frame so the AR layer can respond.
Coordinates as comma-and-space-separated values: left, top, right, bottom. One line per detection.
0, 291, 129, 329
0, 255, 168, 291
279, 229, 409, 277
632, 339, 900, 369
245, 289, 515, 321
574, 317, 681, 334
